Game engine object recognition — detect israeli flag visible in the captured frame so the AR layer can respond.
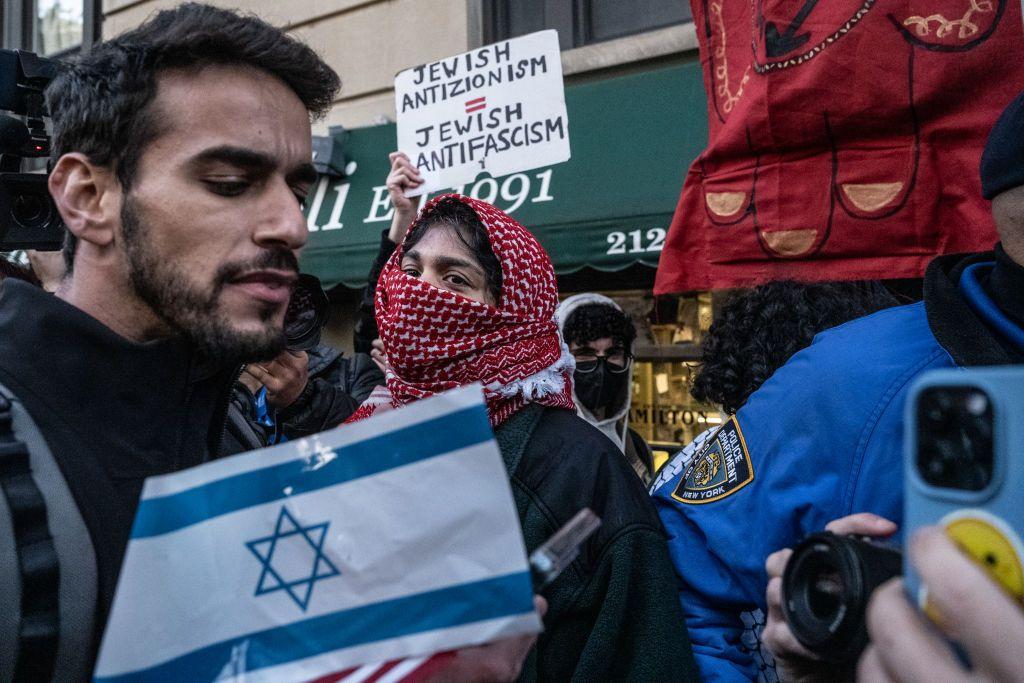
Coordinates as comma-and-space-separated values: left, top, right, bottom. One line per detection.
94, 385, 539, 682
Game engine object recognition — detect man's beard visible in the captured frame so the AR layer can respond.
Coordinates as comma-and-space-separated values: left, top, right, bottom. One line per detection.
121, 196, 297, 364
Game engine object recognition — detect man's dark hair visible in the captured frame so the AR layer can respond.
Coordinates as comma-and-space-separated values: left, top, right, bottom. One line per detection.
47, 3, 341, 273
563, 303, 637, 352
404, 197, 503, 305
691, 281, 897, 414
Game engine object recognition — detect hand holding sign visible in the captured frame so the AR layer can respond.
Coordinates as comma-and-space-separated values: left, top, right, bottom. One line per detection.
395, 30, 570, 196
386, 151, 423, 243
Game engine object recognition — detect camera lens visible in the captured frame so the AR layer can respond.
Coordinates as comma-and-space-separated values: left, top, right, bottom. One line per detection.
809, 570, 845, 619
782, 532, 903, 663
965, 391, 989, 417
12, 192, 52, 229
1, 172, 65, 250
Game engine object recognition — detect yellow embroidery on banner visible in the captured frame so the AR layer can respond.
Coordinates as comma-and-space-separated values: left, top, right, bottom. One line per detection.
903, 0, 994, 40
710, 2, 751, 114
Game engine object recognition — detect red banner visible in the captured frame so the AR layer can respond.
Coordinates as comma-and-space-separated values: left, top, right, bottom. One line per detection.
655, 0, 1024, 293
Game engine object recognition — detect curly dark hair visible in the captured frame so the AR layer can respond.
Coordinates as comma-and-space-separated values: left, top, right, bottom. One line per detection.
691, 281, 897, 413
563, 302, 637, 352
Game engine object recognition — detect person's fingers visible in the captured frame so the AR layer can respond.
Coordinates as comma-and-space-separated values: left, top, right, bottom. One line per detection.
393, 154, 421, 175
370, 344, 387, 373
856, 645, 895, 683
243, 364, 268, 382
533, 595, 548, 618
280, 350, 307, 371
396, 164, 422, 182
864, 578, 963, 682
825, 513, 898, 538
765, 576, 783, 613
762, 577, 817, 661
910, 527, 1024, 679
765, 547, 793, 579
388, 168, 423, 189
762, 620, 817, 664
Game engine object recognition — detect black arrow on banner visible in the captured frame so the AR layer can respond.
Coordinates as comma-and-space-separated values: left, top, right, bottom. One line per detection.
764, 0, 819, 58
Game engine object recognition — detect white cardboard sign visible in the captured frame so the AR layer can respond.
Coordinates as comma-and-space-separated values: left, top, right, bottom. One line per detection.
395, 30, 570, 196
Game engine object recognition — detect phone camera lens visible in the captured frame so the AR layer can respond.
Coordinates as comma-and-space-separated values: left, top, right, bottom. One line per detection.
916, 386, 994, 491
965, 391, 989, 417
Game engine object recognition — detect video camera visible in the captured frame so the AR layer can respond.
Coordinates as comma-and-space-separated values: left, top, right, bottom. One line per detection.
0, 48, 64, 251
782, 366, 1024, 663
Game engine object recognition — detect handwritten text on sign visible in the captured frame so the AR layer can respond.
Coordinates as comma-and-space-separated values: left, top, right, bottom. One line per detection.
395, 30, 570, 196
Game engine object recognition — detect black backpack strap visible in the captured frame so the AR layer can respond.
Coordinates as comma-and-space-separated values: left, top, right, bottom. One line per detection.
0, 383, 96, 682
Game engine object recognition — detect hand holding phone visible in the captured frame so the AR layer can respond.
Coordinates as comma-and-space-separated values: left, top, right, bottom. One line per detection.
529, 508, 601, 591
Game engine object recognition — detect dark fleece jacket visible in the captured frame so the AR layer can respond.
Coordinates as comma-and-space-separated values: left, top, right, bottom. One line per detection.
496, 404, 698, 682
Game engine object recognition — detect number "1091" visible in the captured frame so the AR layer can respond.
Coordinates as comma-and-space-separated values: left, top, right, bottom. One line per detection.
606, 228, 666, 255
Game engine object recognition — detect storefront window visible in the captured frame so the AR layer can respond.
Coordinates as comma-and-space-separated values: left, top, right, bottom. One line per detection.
631, 360, 722, 467
33, 0, 82, 56
484, 0, 692, 51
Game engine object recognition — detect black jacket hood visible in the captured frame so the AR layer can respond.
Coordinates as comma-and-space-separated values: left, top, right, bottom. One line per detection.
924, 248, 1021, 366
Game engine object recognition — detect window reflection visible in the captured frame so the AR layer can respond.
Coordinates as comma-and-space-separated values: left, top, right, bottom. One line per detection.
631, 360, 721, 470
34, 0, 83, 56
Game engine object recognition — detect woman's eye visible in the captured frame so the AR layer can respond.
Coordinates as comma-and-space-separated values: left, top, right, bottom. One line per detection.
446, 274, 470, 287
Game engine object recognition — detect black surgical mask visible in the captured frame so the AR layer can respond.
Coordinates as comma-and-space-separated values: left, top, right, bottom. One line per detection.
574, 363, 628, 417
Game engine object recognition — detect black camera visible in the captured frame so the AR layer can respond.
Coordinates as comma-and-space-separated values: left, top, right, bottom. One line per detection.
781, 532, 902, 662
283, 274, 330, 351
0, 48, 64, 252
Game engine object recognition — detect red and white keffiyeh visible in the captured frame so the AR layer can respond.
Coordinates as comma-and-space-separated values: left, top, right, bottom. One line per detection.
349, 194, 574, 427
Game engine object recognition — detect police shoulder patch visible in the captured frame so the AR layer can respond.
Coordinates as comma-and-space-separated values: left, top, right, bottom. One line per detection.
671, 416, 754, 505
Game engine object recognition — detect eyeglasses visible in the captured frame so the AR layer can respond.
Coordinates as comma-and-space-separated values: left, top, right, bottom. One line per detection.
574, 351, 632, 374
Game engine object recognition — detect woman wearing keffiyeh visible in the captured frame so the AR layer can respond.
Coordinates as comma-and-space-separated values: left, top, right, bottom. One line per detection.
351, 193, 698, 681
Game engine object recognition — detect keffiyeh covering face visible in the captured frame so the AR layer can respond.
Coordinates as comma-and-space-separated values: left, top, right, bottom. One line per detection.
350, 193, 574, 427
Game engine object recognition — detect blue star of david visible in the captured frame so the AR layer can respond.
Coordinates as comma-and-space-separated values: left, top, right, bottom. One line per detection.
245, 506, 340, 611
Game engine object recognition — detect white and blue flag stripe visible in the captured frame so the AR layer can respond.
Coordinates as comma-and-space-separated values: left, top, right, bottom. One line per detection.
94, 385, 539, 682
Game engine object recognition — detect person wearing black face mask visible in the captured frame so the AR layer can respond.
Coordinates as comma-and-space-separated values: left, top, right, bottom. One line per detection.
556, 294, 654, 482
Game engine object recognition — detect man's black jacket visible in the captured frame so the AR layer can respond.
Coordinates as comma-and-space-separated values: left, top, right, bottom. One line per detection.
0, 279, 237, 652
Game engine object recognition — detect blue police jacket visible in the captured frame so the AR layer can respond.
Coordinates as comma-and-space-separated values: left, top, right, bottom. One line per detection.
652, 249, 1024, 681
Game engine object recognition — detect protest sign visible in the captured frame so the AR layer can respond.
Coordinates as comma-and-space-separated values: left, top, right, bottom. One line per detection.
94, 385, 539, 682
395, 30, 570, 196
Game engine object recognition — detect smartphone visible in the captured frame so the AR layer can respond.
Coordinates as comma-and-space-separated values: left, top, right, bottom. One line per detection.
903, 366, 1024, 614
530, 508, 601, 591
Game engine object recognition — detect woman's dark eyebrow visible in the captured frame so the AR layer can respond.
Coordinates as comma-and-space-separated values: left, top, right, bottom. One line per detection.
433, 255, 484, 273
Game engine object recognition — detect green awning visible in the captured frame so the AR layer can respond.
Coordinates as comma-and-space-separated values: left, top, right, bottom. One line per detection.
302, 60, 707, 289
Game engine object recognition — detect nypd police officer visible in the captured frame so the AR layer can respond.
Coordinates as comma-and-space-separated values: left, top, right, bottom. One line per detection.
652, 91, 1024, 681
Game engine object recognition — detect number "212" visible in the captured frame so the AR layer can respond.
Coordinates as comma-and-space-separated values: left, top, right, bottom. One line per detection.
606, 228, 666, 255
